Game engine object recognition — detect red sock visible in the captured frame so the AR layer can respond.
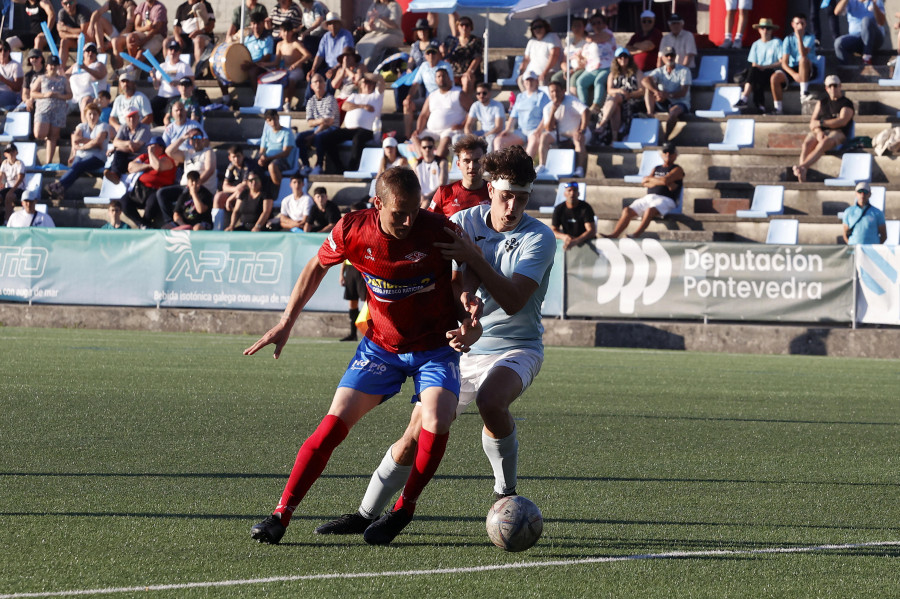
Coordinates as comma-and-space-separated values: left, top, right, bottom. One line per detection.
275, 414, 349, 526
394, 429, 448, 515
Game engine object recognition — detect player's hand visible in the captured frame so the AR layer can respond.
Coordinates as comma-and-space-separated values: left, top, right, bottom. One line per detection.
446, 317, 482, 353
459, 291, 482, 327
244, 320, 292, 359
436, 226, 483, 264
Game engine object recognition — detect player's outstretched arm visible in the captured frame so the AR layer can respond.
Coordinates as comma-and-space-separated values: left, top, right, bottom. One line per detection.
244, 256, 331, 359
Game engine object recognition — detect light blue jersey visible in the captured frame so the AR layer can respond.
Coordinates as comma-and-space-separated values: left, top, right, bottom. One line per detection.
451, 205, 555, 355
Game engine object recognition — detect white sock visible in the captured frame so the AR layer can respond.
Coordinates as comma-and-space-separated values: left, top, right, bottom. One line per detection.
482, 426, 518, 495
212, 208, 225, 231
800, 82, 809, 95
724, 33, 732, 41
741, 94, 750, 103
774, 100, 783, 111
358, 445, 412, 519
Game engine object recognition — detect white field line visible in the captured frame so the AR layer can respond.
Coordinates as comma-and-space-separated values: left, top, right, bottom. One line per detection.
2, 540, 898, 598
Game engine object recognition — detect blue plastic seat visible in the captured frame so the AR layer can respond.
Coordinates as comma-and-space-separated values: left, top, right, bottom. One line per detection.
84, 177, 127, 205
624, 150, 663, 183
20, 173, 42, 200
765, 219, 799, 244
535, 149, 575, 181
824, 153, 871, 187
612, 118, 659, 150
343, 147, 383, 179
886, 220, 900, 245
692, 55, 728, 86
735, 185, 784, 218
0, 112, 31, 142
238, 84, 284, 115
695, 86, 741, 118
497, 56, 524, 87
709, 118, 755, 151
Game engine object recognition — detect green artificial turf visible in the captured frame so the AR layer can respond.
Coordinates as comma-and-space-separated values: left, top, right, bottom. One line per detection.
1, 327, 898, 598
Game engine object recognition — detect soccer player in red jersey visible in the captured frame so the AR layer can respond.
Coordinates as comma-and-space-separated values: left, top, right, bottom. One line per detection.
245, 167, 482, 546
428, 135, 491, 217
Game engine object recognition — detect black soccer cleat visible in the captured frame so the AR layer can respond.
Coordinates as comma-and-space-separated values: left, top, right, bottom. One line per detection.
315, 512, 375, 535
493, 489, 517, 502
250, 514, 287, 544
363, 507, 414, 545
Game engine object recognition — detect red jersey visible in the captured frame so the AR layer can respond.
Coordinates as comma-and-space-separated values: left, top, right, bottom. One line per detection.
318, 208, 464, 354
429, 180, 490, 217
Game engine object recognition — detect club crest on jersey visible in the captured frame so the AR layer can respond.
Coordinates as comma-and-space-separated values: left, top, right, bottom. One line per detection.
405, 251, 427, 262
504, 238, 520, 252
362, 272, 437, 301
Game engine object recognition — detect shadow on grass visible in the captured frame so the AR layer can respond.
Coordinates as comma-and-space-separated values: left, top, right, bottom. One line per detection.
594, 412, 900, 427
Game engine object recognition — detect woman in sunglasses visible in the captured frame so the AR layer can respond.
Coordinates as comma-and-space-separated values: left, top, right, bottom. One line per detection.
518, 18, 561, 88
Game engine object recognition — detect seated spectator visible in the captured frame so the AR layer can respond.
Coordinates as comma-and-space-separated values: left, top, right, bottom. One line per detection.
151, 126, 216, 225
356, 0, 403, 70
97, 89, 113, 122
835, 0, 886, 65
596, 48, 644, 144
793, 75, 855, 182
256, 108, 296, 191
121, 135, 177, 227
658, 13, 696, 70
101, 199, 131, 228
843, 182, 887, 244
307, 12, 354, 83
297, 72, 338, 175
721, 0, 751, 48
225, 171, 272, 231
109, 71, 152, 132
641, 46, 691, 141
46, 102, 110, 199
7, 0, 56, 54
161, 100, 202, 152
493, 71, 549, 151
464, 81, 505, 150
1, 144, 26, 225
552, 182, 596, 250
331, 47, 367, 100
602, 141, 683, 238
127, 0, 168, 59
7, 195, 55, 228
529, 80, 590, 178
0, 42, 24, 111
321, 73, 383, 174
88, 0, 137, 59
576, 13, 615, 113
303, 185, 340, 232
626, 10, 662, 73
241, 12, 276, 90
402, 45, 451, 139
428, 134, 489, 216
228, 0, 267, 43
276, 172, 313, 230
773, 13, 818, 112
31, 55, 72, 164
171, 0, 216, 65
297, 0, 328, 59
394, 18, 440, 109
733, 19, 783, 114
440, 14, 482, 96
150, 40, 193, 125
553, 17, 587, 89
377, 137, 408, 174
410, 66, 471, 159
519, 18, 561, 88
267, 0, 302, 41
274, 22, 313, 111
56, 0, 92, 65
164, 77, 206, 125
104, 108, 151, 184
65, 42, 109, 115
172, 170, 213, 230
18, 49, 44, 113
212, 145, 253, 230
413, 134, 447, 208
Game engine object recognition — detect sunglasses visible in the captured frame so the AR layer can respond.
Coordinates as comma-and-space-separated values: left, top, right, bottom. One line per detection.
642, 19, 654, 23
476, 91, 488, 95
421, 145, 434, 150
826, 83, 840, 88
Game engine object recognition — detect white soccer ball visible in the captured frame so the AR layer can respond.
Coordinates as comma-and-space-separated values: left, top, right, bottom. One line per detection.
486, 495, 543, 552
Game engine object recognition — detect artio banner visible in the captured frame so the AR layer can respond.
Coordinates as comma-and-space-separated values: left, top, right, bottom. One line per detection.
565, 240, 855, 323
855, 245, 900, 325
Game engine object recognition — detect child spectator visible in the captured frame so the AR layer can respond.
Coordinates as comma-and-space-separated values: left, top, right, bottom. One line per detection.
101, 199, 131, 229
1, 144, 26, 225
150, 40, 193, 125
275, 172, 313, 230
212, 145, 253, 230
257, 108, 296, 192
303, 186, 339, 232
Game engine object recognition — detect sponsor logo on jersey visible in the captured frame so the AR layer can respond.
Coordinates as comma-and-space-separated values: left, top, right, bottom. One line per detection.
365, 248, 375, 261
405, 251, 427, 262
362, 272, 436, 301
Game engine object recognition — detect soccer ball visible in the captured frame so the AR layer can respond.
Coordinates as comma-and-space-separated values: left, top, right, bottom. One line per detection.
486, 495, 543, 552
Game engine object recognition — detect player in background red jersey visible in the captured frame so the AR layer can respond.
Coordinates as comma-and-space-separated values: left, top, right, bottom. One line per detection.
245, 167, 482, 546
428, 135, 490, 217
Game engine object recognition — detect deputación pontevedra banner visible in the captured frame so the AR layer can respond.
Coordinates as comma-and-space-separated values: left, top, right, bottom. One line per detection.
565, 239, 855, 323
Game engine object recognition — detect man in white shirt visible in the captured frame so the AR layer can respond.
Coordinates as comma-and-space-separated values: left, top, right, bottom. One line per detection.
642, 46, 691, 141
464, 82, 506, 152
411, 65, 471, 159
657, 14, 697, 69
528, 80, 590, 177
321, 73, 383, 173
402, 46, 453, 139
109, 71, 152, 132
7, 196, 55, 228
413, 135, 447, 208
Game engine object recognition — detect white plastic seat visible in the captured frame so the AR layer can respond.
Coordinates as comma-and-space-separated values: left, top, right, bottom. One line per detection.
10, 51, 22, 65
736, 185, 785, 218
695, 86, 741, 118
0, 112, 32, 142
180, 54, 192, 66
765, 219, 799, 244
83, 177, 127, 204
709, 118, 755, 151
878, 63, 900, 86
20, 173, 42, 200
535, 148, 575, 181
692, 55, 728, 86
612, 118, 658, 150
15, 142, 37, 169
837, 186, 885, 219
886, 220, 900, 245
238, 84, 284, 115
824, 153, 872, 187
368, 178, 377, 197
497, 56, 523, 87
624, 150, 663, 183
343, 147, 383, 179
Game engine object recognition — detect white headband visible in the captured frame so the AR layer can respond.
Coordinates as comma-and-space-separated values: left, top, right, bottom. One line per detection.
491, 178, 533, 193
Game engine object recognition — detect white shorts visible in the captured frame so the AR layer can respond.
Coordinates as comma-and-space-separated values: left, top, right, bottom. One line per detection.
421, 127, 462, 142
455, 348, 544, 416
723, 0, 752, 10
629, 193, 678, 217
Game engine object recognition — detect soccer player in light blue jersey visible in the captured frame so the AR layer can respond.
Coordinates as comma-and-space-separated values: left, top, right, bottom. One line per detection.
315, 145, 557, 536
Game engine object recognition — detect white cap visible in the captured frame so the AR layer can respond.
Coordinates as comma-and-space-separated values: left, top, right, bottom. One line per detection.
382, 137, 398, 148
640, 9, 656, 19
325, 11, 341, 23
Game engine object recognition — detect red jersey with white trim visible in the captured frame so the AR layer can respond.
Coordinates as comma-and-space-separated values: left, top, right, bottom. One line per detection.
318, 208, 464, 354
428, 180, 490, 217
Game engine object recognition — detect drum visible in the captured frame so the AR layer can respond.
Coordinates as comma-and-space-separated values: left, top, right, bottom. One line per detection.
258, 69, 288, 86
210, 42, 252, 85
